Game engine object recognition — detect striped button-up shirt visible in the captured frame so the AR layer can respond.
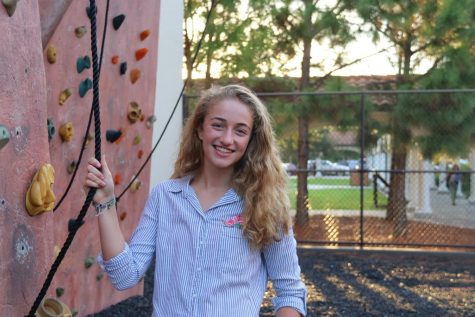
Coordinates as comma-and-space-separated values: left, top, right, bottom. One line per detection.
98, 175, 307, 317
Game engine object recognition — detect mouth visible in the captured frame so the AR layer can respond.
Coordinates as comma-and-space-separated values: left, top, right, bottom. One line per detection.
214, 145, 234, 154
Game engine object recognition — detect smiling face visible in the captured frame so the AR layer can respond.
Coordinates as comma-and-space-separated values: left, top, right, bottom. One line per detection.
198, 98, 254, 174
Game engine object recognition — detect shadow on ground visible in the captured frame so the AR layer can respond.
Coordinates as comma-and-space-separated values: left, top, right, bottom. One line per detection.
88, 249, 475, 317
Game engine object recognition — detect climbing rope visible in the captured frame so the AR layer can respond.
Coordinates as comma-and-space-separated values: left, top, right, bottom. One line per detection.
27, 0, 217, 315
117, 0, 217, 201
53, 0, 111, 212
26, 0, 103, 315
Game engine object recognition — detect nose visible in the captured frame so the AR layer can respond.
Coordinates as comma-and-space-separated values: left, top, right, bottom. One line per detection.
221, 128, 233, 144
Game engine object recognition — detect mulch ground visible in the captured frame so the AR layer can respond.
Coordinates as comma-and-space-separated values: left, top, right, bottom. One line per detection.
89, 249, 475, 317
89, 216, 475, 317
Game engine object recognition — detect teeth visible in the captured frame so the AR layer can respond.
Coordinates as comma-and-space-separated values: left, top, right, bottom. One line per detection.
215, 146, 232, 153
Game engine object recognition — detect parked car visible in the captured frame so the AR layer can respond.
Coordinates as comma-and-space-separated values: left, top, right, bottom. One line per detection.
282, 162, 297, 176
318, 160, 350, 176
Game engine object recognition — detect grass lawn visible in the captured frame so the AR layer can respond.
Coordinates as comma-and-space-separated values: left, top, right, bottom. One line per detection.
287, 177, 387, 210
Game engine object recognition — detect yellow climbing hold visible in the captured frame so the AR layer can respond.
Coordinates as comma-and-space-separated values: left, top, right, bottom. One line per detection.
26, 163, 55, 216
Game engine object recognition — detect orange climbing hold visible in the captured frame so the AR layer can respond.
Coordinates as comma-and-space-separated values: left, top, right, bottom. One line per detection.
137, 150, 144, 159
130, 69, 141, 84
114, 174, 121, 185
111, 55, 119, 64
140, 29, 151, 41
135, 48, 148, 61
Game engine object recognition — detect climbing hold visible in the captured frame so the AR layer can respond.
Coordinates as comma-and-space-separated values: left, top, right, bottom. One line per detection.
146, 115, 157, 128
68, 218, 84, 232
84, 132, 94, 148
79, 78, 93, 97
130, 178, 142, 192
114, 174, 121, 185
36, 297, 72, 317
119, 62, 127, 75
106, 129, 122, 143
133, 135, 141, 145
75, 26, 87, 38
112, 14, 125, 30
135, 48, 148, 61
59, 122, 74, 142
46, 45, 57, 64
0, 124, 10, 150
140, 29, 151, 41
47, 118, 55, 142
119, 211, 127, 221
71, 308, 78, 317
140, 114, 145, 122
76, 56, 91, 73
26, 163, 55, 216
130, 69, 141, 84
111, 55, 119, 64
59, 88, 72, 105
53, 245, 61, 260
96, 272, 104, 281
86, 5, 96, 20
56, 287, 64, 298
137, 150, 144, 159
84, 256, 95, 269
2, 0, 18, 17
128, 102, 142, 123
67, 160, 77, 174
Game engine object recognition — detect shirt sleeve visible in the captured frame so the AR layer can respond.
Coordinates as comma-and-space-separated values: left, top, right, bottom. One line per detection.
96, 186, 161, 291
262, 227, 307, 316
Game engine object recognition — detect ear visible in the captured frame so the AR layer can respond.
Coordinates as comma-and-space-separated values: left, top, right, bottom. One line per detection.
197, 125, 203, 140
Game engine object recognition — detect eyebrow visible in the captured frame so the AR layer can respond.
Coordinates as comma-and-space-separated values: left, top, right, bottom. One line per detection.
210, 117, 252, 129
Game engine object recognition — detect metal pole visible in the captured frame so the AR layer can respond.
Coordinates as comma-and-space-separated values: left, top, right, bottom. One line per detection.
359, 93, 366, 249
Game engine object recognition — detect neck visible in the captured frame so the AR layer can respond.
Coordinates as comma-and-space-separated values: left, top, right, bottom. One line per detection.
193, 166, 233, 190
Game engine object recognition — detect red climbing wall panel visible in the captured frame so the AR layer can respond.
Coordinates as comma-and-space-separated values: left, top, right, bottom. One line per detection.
1, 0, 160, 316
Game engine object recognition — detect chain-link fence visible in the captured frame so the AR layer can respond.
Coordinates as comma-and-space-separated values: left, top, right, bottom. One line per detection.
184, 88, 475, 251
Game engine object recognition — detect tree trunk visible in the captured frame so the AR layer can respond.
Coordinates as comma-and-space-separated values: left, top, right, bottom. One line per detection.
204, 33, 213, 89
296, 114, 309, 226
386, 147, 408, 237
295, 36, 312, 227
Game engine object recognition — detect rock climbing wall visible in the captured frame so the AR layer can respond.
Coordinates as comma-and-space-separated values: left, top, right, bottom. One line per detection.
0, 0, 160, 316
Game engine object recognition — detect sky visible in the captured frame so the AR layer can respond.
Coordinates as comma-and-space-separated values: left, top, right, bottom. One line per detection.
187, 1, 433, 79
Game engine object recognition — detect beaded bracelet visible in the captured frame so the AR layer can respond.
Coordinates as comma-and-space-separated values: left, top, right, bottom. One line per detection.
93, 196, 116, 216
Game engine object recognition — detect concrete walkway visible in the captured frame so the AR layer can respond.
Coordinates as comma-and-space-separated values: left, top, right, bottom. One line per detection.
413, 189, 475, 229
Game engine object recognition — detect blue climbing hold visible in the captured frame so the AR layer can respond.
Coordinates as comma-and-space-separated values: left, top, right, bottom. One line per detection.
0, 124, 10, 150
46, 119, 55, 142
76, 56, 91, 74
79, 78, 93, 98
106, 130, 122, 143
120, 62, 127, 75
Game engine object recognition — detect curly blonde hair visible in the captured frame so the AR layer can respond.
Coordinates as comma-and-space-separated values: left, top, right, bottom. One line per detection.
172, 85, 291, 249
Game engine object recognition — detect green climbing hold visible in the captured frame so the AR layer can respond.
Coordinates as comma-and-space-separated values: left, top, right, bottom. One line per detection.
86, 6, 96, 20
112, 14, 125, 30
56, 287, 64, 298
79, 78, 93, 97
0, 124, 10, 150
84, 256, 95, 269
96, 272, 104, 281
2, 0, 18, 17
76, 56, 91, 74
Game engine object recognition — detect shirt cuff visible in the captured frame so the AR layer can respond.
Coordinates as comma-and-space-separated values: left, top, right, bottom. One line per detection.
96, 242, 130, 272
273, 297, 307, 316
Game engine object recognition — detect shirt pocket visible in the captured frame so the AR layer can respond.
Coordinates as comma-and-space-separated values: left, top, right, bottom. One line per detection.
219, 226, 256, 274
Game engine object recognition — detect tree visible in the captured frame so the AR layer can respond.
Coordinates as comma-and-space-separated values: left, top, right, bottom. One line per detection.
267, 0, 354, 226
354, 0, 475, 235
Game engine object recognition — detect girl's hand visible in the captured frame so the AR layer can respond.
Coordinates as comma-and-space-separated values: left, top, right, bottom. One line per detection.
85, 155, 115, 204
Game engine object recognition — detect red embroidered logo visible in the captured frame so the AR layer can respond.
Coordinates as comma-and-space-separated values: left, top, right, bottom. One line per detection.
224, 215, 243, 228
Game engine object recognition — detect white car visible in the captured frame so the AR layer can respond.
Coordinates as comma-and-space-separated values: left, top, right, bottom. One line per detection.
318, 160, 350, 176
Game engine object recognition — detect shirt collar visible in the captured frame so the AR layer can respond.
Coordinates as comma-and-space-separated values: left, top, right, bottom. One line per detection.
166, 174, 241, 205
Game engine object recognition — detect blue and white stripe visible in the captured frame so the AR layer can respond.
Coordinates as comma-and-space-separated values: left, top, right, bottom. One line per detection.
98, 175, 307, 316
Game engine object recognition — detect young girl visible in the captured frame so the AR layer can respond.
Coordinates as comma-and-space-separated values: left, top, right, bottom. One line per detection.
86, 84, 307, 316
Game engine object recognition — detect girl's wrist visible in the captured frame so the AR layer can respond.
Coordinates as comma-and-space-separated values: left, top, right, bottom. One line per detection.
93, 196, 116, 216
